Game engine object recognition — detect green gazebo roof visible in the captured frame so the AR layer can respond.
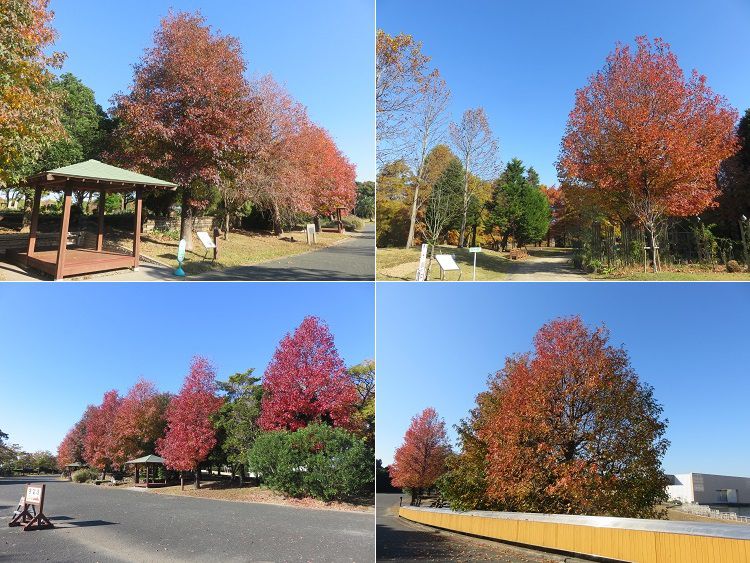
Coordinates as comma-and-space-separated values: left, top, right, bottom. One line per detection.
125, 454, 165, 465
28, 159, 177, 189
65, 461, 86, 467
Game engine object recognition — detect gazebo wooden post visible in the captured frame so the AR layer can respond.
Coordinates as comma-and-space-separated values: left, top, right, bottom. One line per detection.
26, 186, 42, 262
55, 185, 73, 280
134, 464, 139, 484
97, 189, 105, 251
132, 188, 143, 270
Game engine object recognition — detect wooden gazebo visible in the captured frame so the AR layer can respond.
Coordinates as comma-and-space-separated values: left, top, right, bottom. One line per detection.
63, 461, 86, 479
10, 159, 176, 280
125, 454, 167, 488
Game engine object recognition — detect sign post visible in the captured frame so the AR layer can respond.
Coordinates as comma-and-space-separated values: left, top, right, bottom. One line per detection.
305, 223, 317, 245
416, 244, 428, 281
469, 247, 481, 281
9, 483, 53, 531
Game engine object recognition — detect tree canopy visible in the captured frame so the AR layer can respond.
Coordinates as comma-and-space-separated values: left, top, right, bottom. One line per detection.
440, 316, 670, 518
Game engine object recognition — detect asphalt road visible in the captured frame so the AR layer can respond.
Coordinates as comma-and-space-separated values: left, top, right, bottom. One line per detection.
0, 477, 374, 562
376, 494, 572, 562
196, 223, 375, 281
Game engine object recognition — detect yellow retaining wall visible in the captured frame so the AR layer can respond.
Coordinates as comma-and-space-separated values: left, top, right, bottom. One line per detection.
399, 507, 750, 563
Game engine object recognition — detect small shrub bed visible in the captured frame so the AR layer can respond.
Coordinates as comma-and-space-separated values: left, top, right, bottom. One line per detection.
341, 216, 364, 232
71, 468, 99, 483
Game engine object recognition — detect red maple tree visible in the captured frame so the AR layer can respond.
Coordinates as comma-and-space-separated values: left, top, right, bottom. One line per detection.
113, 11, 256, 249
476, 316, 669, 517
249, 75, 312, 234
259, 316, 357, 431
112, 379, 169, 466
389, 407, 451, 504
558, 36, 738, 270
57, 415, 88, 470
294, 123, 357, 226
157, 356, 223, 489
82, 391, 122, 478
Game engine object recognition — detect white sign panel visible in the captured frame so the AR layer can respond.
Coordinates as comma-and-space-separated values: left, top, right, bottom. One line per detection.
435, 254, 460, 271
177, 239, 187, 262
469, 247, 482, 253
196, 231, 216, 249
25, 486, 42, 505
305, 223, 317, 244
416, 244, 428, 281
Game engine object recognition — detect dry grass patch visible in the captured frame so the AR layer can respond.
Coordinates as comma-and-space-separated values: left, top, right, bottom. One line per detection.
377, 245, 510, 281
593, 264, 750, 281
112, 228, 349, 274
145, 480, 373, 513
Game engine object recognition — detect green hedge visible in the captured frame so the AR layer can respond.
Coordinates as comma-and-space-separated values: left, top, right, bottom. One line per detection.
248, 424, 373, 502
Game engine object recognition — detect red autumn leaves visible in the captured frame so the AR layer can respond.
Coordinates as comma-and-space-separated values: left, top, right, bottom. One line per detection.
558, 36, 738, 228
389, 408, 451, 494
112, 12, 356, 235
58, 316, 358, 478
259, 316, 358, 431
156, 358, 224, 473
395, 317, 669, 517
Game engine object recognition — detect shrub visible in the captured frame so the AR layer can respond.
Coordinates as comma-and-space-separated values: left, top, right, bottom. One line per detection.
247, 431, 303, 496
248, 424, 374, 502
291, 424, 373, 502
342, 216, 364, 232
71, 468, 98, 483
727, 259, 743, 273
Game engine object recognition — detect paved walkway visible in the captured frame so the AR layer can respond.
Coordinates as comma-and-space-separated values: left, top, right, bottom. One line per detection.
196, 222, 375, 281
0, 476, 373, 562
504, 248, 588, 281
0, 224, 375, 282
376, 494, 573, 562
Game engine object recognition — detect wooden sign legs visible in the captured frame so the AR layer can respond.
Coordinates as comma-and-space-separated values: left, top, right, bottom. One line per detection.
9, 484, 54, 531
9, 500, 53, 531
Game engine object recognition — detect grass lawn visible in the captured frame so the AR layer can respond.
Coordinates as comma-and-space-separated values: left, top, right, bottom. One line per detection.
377, 245, 510, 281
143, 479, 373, 513
113, 228, 350, 274
592, 266, 750, 281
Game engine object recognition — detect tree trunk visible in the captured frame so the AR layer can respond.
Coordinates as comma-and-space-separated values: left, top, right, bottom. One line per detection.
406, 184, 420, 248
180, 471, 184, 491
647, 223, 658, 273
224, 211, 230, 240
272, 200, 283, 235
21, 192, 32, 232
471, 224, 478, 248
195, 465, 201, 490
180, 192, 193, 251
314, 215, 321, 233
501, 233, 509, 252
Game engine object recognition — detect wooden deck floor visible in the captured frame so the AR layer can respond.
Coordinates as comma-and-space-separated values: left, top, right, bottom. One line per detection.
8, 247, 135, 278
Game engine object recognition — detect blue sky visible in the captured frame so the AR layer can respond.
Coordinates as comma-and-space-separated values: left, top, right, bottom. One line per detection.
377, 0, 750, 186
0, 282, 374, 452
48, 0, 375, 180
376, 283, 750, 477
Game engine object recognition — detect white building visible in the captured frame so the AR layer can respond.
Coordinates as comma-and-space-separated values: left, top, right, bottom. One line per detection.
667, 473, 750, 505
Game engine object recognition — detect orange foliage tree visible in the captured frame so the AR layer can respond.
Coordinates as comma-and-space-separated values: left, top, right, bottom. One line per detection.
113, 11, 255, 250
558, 36, 738, 271
442, 316, 669, 517
82, 391, 122, 479
112, 379, 169, 465
389, 407, 451, 504
157, 356, 223, 489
